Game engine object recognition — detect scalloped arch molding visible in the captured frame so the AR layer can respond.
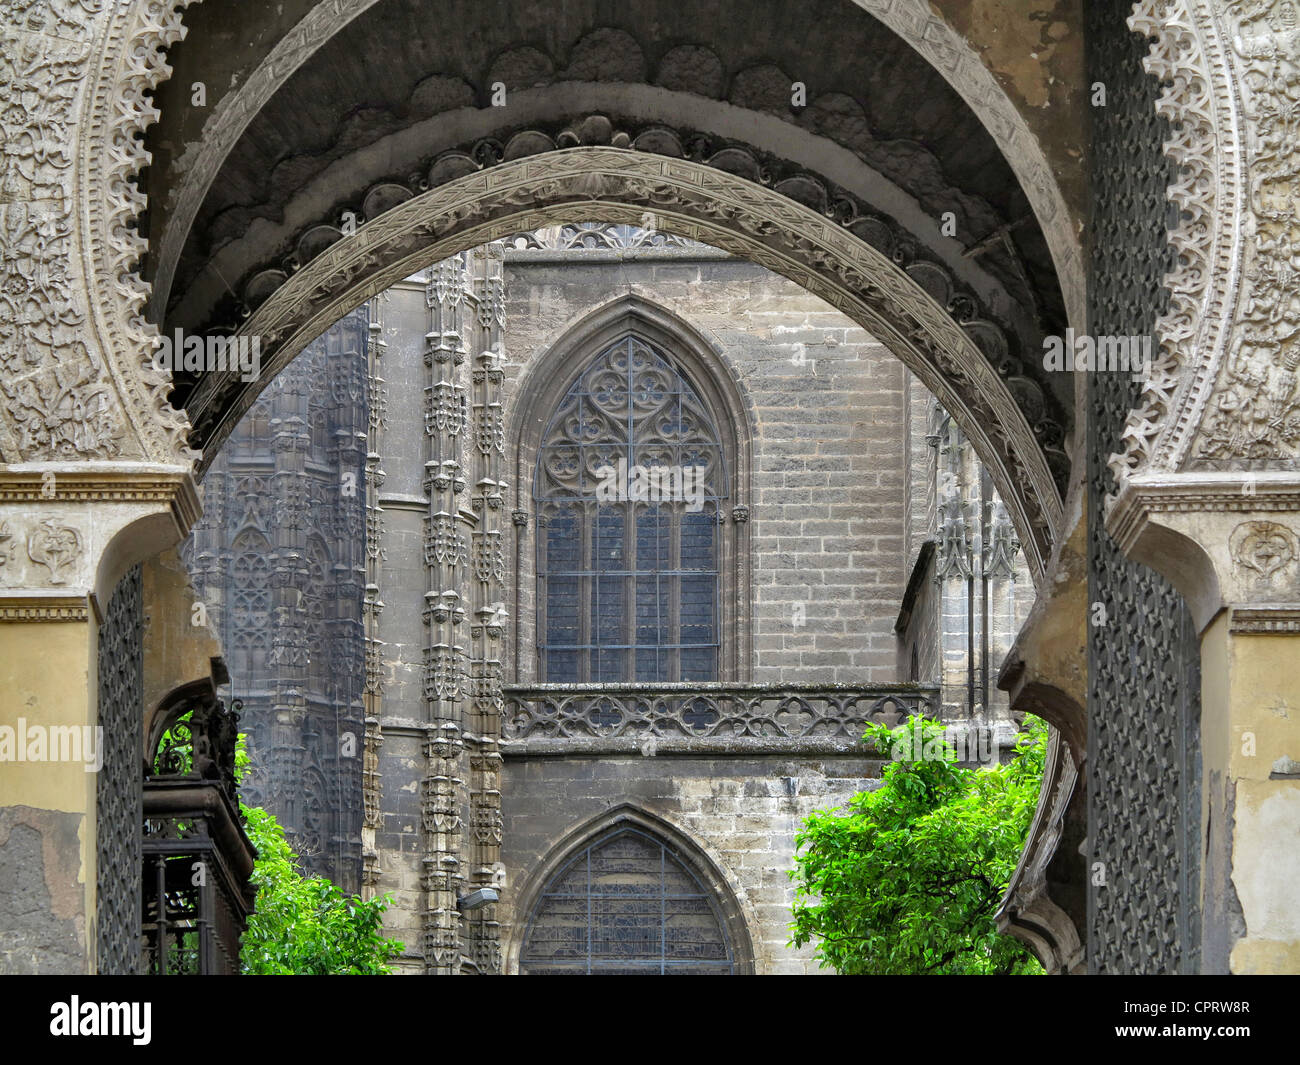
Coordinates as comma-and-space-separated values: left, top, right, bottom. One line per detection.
146, 0, 1086, 331
2, 1, 1252, 557
190, 146, 1065, 579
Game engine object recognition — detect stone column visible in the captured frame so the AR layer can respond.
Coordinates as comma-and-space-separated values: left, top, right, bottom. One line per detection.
465, 245, 506, 973
421, 257, 472, 973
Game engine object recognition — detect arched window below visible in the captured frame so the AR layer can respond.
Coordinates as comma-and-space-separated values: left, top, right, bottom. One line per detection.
519, 827, 737, 975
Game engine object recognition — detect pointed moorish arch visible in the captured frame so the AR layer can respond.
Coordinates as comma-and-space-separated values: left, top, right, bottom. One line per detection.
504, 803, 759, 975
181, 149, 1063, 581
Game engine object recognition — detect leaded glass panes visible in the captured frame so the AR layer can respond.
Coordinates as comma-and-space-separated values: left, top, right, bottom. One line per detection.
535, 336, 725, 683
520, 828, 735, 975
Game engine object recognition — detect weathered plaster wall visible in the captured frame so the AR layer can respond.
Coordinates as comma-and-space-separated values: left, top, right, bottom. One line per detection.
0, 620, 96, 973
931, 0, 1087, 233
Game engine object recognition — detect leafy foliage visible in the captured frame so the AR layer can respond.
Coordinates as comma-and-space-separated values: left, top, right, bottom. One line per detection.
238, 803, 404, 975
790, 715, 1047, 975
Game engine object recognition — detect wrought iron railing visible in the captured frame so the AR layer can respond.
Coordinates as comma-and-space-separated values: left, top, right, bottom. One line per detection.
142, 696, 256, 975
500, 682, 940, 755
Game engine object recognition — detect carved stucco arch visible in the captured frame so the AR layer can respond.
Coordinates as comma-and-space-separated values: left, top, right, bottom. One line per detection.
1107, 1, 1284, 618
503, 803, 760, 975
185, 148, 1063, 579
508, 293, 756, 683
1106, 1, 1245, 485
146, 0, 1085, 332
63, 1, 1248, 561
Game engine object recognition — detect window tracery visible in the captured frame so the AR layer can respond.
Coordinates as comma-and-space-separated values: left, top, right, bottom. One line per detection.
533, 335, 727, 683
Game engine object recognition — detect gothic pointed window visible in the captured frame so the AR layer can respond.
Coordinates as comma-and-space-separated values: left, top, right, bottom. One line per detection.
520, 827, 736, 974
534, 335, 726, 683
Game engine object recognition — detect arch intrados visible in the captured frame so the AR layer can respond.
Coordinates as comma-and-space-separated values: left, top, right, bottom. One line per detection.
149, 0, 1083, 332
506, 803, 758, 975
190, 152, 1060, 581
167, 84, 1049, 356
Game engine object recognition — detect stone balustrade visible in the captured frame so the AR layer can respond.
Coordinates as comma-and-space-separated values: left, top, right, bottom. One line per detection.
500, 682, 940, 756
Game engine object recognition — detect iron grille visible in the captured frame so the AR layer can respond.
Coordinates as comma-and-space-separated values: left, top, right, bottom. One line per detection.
1085, 0, 1203, 974
96, 565, 143, 975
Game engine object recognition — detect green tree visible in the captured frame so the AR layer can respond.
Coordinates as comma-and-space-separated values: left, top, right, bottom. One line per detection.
238, 803, 404, 975
790, 714, 1046, 975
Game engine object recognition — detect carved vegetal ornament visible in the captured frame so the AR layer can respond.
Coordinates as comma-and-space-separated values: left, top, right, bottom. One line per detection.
1230, 519, 1297, 585
27, 518, 80, 585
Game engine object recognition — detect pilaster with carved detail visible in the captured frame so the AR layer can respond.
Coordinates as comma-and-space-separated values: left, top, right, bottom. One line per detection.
361, 300, 388, 898
462, 244, 506, 973
421, 256, 471, 973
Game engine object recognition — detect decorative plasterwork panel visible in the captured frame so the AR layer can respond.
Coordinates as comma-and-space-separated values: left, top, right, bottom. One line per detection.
1188, 1, 1300, 469
74, 0, 199, 465
0, 0, 198, 463
199, 147, 1061, 579
148, 0, 1082, 335
1110, 0, 1245, 486
0, 1, 123, 462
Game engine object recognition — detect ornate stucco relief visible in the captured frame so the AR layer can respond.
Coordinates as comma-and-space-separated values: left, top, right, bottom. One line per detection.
1115, 0, 1246, 487
78, 0, 199, 466
0, 0, 122, 462
1193, 1, 1300, 468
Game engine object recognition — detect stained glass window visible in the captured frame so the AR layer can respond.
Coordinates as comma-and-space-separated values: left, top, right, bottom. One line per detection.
534, 336, 725, 683
520, 828, 735, 975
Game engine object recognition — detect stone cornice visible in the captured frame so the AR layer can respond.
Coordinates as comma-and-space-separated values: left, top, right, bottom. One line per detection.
0, 594, 94, 624
1230, 605, 1300, 635
1108, 472, 1300, 556
0, 465, 202, 532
